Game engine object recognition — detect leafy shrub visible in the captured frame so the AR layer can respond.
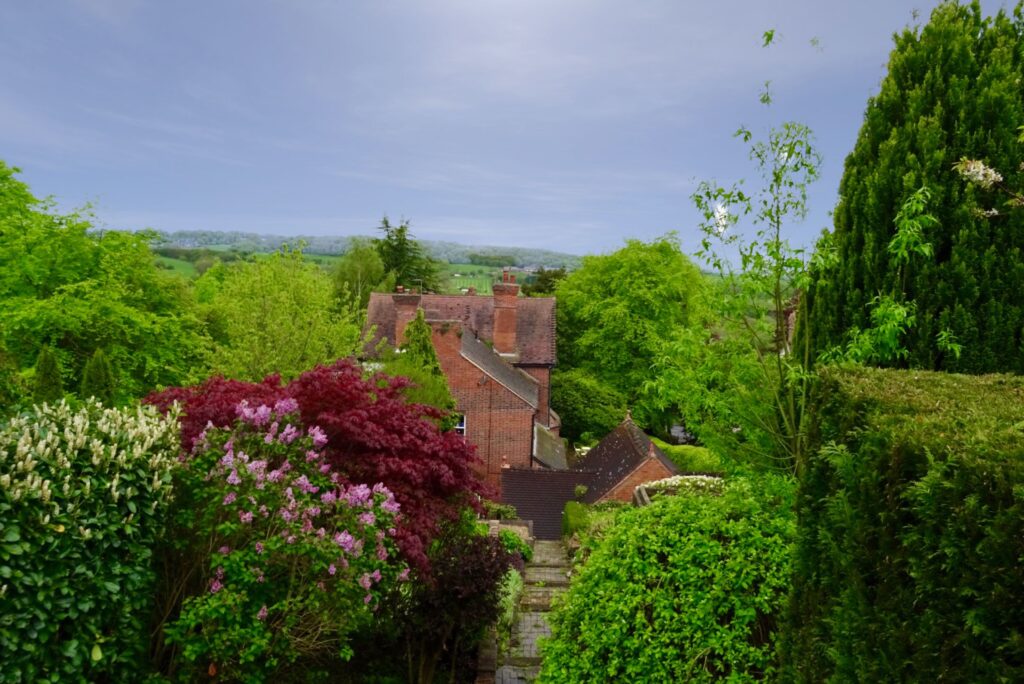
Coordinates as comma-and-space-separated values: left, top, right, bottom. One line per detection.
542, 475, 795, 682
650, 437, 723, 473
482, 500, 517, 520
498, 528, 533, 563
161, 398, 405, 680
0, 400, 179, 683
495, 568, 524, 654
561, 501, 589, 538
390, 515, 523, 683
784, 366, 1024, 682
146, 359, 487, 574
31, 345, 62, 404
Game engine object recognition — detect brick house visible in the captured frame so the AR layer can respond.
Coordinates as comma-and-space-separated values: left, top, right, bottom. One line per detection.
501, 415, 679, 539
365, 274, 564, 494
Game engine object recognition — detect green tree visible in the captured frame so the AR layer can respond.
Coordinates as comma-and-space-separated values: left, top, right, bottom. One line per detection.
333, 238, 393, 310
0, 161, 210, 399
80, 348, 116, 404
378, 309, 456, 423
32, 345, 63, 405
550, 369, 627, 444
373, 217, 444, 292
555, 234, 706, 432
521, 267, 567, 296
201, 246, 364, 381
805, 1, 1024, 373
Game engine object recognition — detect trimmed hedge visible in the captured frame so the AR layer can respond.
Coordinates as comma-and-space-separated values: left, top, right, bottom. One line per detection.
784, 366, 1024, 681
543, 476, 795, 682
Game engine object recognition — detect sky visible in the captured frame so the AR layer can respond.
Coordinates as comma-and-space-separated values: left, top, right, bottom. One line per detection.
0, 0, 1012, 256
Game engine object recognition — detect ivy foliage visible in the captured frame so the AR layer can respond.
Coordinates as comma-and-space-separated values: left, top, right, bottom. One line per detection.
784, 366, 1024, 682
541, 476, 795, 682
0, 401, 179, 683
805, 1, 1024, 373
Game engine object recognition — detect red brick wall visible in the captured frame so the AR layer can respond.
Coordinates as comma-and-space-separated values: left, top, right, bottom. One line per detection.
431, 324, 534, 494
521, 366, 551, 427
599, 458, 675, 503
491, 283, 519, 354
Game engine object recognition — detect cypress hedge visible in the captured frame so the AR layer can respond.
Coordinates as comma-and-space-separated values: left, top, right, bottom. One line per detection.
805, 1, 1024, 373
784, 366, 1024, 681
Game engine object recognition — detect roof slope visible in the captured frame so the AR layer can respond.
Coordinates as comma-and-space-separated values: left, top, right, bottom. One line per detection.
501, 469, 595, 540
460, 333, 539, 407
576, 417, 678, 503
366, 293, 556, 365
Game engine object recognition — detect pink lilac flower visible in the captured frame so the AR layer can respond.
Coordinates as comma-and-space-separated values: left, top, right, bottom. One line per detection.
274, 397, 298, 415
253, 405, 272, 426
319, 463, 331, 474
317, 527, 326, 538
219, 546, 231, 555
359, 512, 376, 526
223, 492, 237, 506
259, 505, 269, 517
328, 564, 337, 576
306, 450, 319, 462
247, 459, 267, 474
364, 594, 372, 605
347, 484, 372, 507
257, 605, 268, 621
358, 573, 372, 590
226, 470, 241, 486
255, 568, 265, 583
279, 509, 294, 522
239, 510, 254, 524
210, 579, 223, 594
220, 452, 234, 467
248, 495, 257, 506
264, 421, 279, 444
320, 491, 337, 505
397, 568, 410, 582
370, 569, 381, 583
255, 542, 264, 554
381, 498, 401, 514
267, 469, 284, 483
308, 425, 328, 447
286, 535, 296, 544
372, 483, 389, 495
236, 400, 253, 420
216, 566, 225, 579
301, 518, 314, 533
334, 531, 355, 553
294, 475, 318, 495
279, 424, 299, 444
377, 545, 388, 561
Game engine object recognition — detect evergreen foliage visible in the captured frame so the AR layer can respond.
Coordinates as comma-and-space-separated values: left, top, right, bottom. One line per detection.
381, 309, 457, 424
32, 345, 63, 404
805, 1, 1024, 373
784, 365, 1024, 681
373, 217, 445, 292
79, 348, 116, 405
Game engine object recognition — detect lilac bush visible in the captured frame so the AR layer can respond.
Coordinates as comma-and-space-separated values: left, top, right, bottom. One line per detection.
162, 399, 406, 680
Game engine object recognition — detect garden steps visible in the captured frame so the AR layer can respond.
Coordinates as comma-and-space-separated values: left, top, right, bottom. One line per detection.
479, 539, 572, 684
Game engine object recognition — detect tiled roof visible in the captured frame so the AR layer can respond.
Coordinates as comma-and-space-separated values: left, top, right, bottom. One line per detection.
460, 333, 539, 408
533, 423, 567, 469
500, 469, 595, 540
576, 418, 679, 503
365, 293, 556, 365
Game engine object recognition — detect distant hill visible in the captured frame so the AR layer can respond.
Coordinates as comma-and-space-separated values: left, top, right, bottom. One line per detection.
153, 230, 581, 269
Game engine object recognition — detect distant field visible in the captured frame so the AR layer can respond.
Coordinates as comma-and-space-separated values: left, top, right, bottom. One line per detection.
155, 255, 197, 278
444, 263, 496, 294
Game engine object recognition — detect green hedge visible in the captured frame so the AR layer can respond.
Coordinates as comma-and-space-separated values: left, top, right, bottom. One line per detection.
784, 366, 1024, 682
650, 437, 723, 473
543, 476, 795, 682
0, 401, 179, 683
561, 501, 589, 538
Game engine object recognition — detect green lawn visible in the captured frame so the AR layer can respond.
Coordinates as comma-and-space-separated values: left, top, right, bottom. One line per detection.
155, 255, 198, 278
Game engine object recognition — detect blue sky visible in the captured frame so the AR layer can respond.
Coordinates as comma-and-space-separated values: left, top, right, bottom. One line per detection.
0, 1, 1009, 256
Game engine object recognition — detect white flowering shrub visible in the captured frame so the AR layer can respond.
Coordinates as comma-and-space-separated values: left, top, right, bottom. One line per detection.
640, 474, 725, 496
0, 400, 179, 683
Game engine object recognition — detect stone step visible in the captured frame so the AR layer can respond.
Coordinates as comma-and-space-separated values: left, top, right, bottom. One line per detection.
530, 541, 570, 566
525, 565, 571, 586
495, 664, 541, 683
506, 612, 552, 660
520, 584, 566, 611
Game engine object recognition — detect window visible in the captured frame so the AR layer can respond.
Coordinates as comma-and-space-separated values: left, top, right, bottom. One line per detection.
454, 414, 467, 437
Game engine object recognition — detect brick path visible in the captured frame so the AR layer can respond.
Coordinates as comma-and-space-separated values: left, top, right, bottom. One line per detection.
477, 540, 571, 683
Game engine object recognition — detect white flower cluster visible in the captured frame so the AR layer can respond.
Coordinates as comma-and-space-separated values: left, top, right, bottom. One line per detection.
955, 158, 1003, 189
0, 399, 181, 527
640, 474, 724, 495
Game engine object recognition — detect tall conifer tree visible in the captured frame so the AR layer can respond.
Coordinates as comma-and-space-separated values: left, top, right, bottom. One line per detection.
32, 345, 63, 404
80, 348, 116, 404
806, 1, 1024, 373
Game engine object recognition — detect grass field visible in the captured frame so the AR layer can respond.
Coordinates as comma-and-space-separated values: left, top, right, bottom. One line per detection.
444, 263, 497, 294
155, 255, 198, 278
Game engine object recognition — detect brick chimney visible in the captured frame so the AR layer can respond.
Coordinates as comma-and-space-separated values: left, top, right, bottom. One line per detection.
392, 293, 421, 345
492, 270, 519, 354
